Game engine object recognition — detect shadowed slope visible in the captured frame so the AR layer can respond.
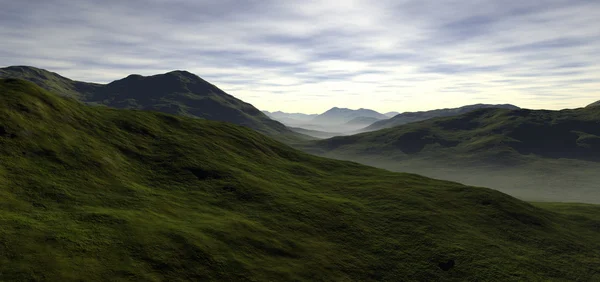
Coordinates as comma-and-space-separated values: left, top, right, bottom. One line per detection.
1, 79, 600, 281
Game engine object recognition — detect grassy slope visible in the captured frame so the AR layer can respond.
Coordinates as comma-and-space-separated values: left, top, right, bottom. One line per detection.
0, 66, 101, 100
0, 66, 305, 142
2, 79, 600, 281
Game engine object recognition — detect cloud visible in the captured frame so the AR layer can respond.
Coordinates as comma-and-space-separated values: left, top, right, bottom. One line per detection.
0, 0, 599, 113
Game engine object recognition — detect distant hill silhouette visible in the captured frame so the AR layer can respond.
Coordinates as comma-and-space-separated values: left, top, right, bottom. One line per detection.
384, 111, 400, 117
0, 66, 302, 139
263, 110, 318, 126
364, 104, 520, 131
312, 107, 388, 125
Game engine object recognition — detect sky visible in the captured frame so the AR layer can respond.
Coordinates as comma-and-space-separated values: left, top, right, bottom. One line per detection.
1, 0, 599, 114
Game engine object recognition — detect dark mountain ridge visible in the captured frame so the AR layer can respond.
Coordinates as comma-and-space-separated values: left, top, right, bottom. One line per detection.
0, 66, 300, 139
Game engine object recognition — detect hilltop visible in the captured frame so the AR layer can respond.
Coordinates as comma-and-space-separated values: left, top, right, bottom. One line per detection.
307, 107, 600, 203
0, 66, 303, 141
0, 65, 101, 99
364, 104, 519, 131
588, 100, 600, 108
2, 79, 600, 280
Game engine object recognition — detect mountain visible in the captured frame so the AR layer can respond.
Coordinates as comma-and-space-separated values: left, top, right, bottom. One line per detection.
0, 66, 303, 140
2, 78, 600, 281
345, 116, 382, 126
588, 100, 600, 108
385, 111, 400, 117
307, 106, 600, 203
364, 104, 520, 131
312, 107, 388, 125
263, 110, 317, 122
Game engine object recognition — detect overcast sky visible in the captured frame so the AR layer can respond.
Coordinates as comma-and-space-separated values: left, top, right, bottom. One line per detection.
1, 0, 599, 113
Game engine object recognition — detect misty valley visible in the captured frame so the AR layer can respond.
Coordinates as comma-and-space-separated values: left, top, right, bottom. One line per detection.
0, 65, 599, 281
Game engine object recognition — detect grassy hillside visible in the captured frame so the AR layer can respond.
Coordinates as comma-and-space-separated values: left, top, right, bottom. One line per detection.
0, 66, 304, 141
2, 79, 600, 281
307, 107, 600, 203
588, 100, 600, 108
0, 66, 101, 100
364, 104, 519, 131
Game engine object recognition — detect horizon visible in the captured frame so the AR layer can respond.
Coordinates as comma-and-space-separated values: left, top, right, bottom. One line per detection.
1, 1, 599, 113
1, 64, 595, 115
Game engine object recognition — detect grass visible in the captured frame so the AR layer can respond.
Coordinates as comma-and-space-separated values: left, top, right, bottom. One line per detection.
1, 79, 600, 281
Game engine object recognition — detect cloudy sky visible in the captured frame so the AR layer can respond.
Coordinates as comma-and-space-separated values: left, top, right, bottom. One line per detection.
1, 0, 599, 113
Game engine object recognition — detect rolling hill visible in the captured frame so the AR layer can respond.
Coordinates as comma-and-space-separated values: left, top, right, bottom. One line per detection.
2, 78, 600, 281
588, 100, 600, 108
0, 66, 303, 140
307, 107, 600, 203
364, 104, 520, 131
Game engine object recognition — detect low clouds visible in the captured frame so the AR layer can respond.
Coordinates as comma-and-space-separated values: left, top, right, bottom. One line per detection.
1, 0, 599, 113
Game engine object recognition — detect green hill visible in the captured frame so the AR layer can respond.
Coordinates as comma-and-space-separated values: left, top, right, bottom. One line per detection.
0, 66, 303, 141
364, 104, 520, 131
2, 79, 600, 281
307, 107, 600, 203
588, 100, 600, 108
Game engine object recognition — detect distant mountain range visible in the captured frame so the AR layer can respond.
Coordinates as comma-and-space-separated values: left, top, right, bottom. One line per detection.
0, 66, 304, 140
364, 104, 520, 131
384, 111, 400, 117
265, 107, 389, 138
312, 107, 388, 125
